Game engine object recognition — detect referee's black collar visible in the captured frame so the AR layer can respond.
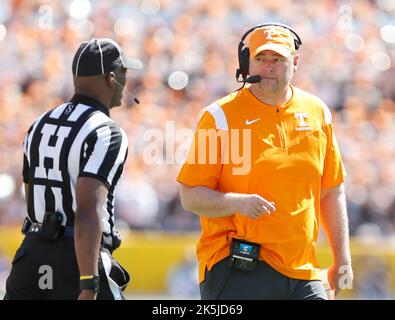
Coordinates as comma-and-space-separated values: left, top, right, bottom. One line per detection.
70, 94, 110, 117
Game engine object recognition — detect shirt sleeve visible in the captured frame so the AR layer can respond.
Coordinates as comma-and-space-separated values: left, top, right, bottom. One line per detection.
321, 111, 346, 189
177, 110, 223, 190
22, 123, 35, 184
22, 154, 29, 184
79, 124, 128, 189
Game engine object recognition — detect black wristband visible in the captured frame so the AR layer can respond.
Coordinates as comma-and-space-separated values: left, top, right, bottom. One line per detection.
79, 275, 100, 293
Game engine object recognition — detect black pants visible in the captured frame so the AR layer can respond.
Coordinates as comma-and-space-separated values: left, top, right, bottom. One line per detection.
4, 233, 129, 300
200, 257, 327, 300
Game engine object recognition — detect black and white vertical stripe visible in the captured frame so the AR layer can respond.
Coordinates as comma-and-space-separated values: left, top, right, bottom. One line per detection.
23, 102, 128, 234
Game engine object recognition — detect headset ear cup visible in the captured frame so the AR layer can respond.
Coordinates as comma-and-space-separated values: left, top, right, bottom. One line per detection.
239, 47, 250, 79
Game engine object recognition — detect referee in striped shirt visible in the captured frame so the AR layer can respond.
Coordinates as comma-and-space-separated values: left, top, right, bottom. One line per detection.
4, 39, 142, 300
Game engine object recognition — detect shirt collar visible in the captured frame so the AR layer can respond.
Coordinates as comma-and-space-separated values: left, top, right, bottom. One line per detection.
244, 84, 295, 111
70, 94, 110, 117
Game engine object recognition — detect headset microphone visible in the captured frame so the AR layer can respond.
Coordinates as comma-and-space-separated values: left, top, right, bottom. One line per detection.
245, 75, 261, 83
113, 78, 140, 105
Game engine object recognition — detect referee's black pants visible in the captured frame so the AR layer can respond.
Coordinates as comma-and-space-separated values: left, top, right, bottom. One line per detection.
4, 233, 130, 300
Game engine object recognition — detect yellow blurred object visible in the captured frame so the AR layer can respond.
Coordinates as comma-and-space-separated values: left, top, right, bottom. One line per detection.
112, 231, 199, 293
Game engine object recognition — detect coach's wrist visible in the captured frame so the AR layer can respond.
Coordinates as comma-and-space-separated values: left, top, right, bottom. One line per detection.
225, 192, 245, 212
333, 258, 352, 266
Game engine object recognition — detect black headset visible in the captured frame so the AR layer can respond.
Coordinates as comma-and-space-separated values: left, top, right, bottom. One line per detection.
236, 22, 302, 83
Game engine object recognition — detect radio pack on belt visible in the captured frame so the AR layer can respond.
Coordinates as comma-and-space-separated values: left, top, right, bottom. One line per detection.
230, 238, 260, 271
42, 211, 64, 240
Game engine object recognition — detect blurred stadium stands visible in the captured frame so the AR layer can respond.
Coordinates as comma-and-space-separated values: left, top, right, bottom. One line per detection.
0, 0, 394, 299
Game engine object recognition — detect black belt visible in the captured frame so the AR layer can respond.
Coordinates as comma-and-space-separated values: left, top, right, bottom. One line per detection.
22, 219, 74, 238
21, 218, 120, 251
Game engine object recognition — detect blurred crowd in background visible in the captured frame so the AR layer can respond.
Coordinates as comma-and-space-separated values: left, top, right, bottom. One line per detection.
0, 0, 395, 239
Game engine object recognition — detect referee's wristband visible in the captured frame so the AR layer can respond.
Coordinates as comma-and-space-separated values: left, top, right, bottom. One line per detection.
79, 275, 100, 293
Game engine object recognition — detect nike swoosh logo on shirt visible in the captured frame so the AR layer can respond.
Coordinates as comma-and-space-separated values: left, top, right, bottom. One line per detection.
245, 118, 261, 125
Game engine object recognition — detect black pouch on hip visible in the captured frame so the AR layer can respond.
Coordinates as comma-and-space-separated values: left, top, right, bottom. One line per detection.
230, 238, 260, 271
42, 211, 64, 240
21, 217, 32, 235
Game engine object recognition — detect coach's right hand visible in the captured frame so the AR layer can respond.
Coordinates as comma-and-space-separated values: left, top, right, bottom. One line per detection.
78, 290, 97, 300
237, 194, 276, 219
180, 184, 276, 219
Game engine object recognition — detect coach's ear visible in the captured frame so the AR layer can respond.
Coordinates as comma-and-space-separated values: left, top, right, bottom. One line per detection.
293, 54, 300, 72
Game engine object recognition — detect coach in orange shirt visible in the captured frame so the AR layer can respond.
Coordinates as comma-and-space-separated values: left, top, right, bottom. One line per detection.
177, 23, 353, 300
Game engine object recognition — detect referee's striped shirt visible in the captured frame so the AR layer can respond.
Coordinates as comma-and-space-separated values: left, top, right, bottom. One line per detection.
22, 94, 128, 235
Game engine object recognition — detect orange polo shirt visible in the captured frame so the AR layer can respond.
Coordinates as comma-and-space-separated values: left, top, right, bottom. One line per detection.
177, 85, 346, 283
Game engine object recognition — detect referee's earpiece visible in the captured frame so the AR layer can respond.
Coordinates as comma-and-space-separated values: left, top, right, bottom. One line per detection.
110, 71, 140, 105
105, 72, 116, 89
109, 72, 116, 85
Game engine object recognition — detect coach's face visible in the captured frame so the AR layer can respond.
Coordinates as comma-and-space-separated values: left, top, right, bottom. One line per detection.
249, 50, 299, 94
109, 67, 127, 108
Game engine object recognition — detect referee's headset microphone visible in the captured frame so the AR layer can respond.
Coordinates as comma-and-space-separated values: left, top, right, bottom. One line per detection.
110, 72, 140, 105
235, 22, 302, 85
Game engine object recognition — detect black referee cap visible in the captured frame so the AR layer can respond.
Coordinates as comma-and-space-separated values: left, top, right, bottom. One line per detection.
72, 38, 143, 77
